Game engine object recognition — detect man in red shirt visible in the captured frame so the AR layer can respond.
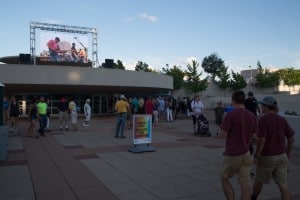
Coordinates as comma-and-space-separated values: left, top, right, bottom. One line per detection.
47, 37, 60, 61
145, 96, 154, 124
145, 96, 153, 114
251, 96, 295, 200
220, 90, 257, 200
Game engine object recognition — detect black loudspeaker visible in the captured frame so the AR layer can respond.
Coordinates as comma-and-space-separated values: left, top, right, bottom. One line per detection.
19, 54, 31, 64
104, 59, 114, 68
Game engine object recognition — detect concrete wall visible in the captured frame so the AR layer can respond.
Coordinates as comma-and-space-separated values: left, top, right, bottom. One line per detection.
174, 81, 300, 114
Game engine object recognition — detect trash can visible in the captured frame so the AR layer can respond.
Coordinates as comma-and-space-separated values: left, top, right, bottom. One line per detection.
0, 126, 8, 161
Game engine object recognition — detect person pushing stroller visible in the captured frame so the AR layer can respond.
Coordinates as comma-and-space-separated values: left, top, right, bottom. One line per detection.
191, 95, 204, 133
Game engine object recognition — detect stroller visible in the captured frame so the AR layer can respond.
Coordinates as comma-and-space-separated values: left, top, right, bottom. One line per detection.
194, 114, 211, 137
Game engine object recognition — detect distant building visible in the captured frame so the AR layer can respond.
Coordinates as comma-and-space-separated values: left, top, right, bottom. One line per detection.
241, 69, 258, 84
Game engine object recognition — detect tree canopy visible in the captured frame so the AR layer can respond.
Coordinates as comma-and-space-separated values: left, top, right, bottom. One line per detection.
115, 60, 125, 70
255, 61, 280, 93
184, 60, 208, 95
201, 53, 225, 80
230, 70, 247, 91
216, 65, 231, 89
278, 68, 300, 88
135, 61, 152, 72
162, 65, 185, 91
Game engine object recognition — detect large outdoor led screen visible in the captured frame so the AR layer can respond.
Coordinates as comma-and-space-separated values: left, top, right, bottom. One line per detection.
40, 31, 89, 63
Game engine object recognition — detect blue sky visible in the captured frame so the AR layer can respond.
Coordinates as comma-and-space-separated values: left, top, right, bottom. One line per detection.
1, 0, 300, 72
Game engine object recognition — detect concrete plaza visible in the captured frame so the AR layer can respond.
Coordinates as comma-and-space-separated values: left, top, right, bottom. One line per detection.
1, 111, 299, 200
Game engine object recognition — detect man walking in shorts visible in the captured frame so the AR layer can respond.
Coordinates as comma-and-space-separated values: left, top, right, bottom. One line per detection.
220, 90, 257, 200
251, 96, 295, 200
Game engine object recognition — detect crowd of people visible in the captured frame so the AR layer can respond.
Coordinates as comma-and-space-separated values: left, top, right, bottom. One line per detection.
2, 91, 295, 199
2, 96, 92, 139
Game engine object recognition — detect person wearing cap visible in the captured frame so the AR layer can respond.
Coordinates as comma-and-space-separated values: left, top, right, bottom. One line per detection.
47, 37, 60, 61
191, 95, 204, 132
251, 96, 295, 200
220, 90, 257, 200
244, 91, 260, 116
83, 99, 91, 127
114, 95, 129, 138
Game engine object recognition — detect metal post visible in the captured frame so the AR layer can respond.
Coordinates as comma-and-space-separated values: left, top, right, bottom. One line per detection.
249, 65, 252, 84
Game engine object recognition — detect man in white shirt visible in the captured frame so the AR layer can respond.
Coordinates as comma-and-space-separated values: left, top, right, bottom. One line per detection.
158, 97, 165, 121
83, 99, 91, 127
191, 95, 204, 133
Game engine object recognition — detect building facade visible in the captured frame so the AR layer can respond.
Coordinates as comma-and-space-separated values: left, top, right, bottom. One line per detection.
0, 63, 173, 116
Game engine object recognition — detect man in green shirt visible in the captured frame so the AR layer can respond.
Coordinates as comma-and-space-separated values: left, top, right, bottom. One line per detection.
36, 96, 48, 136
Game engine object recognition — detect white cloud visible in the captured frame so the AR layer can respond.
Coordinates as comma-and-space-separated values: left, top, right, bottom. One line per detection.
138, 13, 157, 22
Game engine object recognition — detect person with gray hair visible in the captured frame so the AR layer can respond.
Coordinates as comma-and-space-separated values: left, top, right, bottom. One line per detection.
83, 99, 91, 127
114, 95, 129, 138
251, 96, 295, 200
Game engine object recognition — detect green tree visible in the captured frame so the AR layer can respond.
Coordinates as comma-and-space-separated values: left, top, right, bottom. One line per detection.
162, 65, 184, 91
279, 68, 300, 91
201, 53, 225, 80
184, 60, 208, 95
135, 61, 152, 72
115, 60, 125, 70
216, 65, 231, 96
255, 61, 280, 93
230, 70, 247, 91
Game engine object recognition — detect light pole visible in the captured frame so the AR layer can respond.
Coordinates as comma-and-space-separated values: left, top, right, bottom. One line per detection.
249, 65, 252, 84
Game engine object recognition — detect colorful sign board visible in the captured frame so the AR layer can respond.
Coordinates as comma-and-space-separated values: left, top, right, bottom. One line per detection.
132, 114, 152, 145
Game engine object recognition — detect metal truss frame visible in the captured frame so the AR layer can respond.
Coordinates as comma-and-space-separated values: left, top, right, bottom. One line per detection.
30, 21, 99, 67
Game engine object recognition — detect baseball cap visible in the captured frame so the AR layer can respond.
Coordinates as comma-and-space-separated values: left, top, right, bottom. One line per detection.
259, 96, 277, 107
120, 95, 126, 99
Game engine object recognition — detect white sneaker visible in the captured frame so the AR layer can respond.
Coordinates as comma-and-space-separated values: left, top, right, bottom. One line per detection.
82, 123, 87, 127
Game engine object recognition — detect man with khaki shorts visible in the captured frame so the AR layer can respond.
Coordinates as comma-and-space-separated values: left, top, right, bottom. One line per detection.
251, 96, 295, 200
220, 90, 257, 200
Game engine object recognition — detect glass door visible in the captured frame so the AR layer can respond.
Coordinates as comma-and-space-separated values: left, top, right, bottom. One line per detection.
92, 95, 108, 114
